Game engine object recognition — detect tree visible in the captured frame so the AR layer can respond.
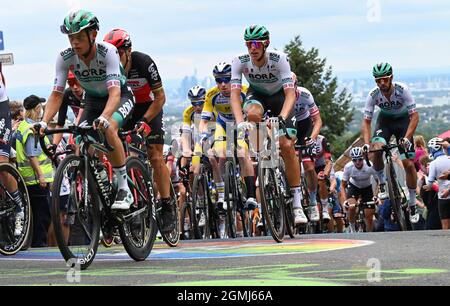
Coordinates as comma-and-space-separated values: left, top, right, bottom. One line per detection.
284, 36, 354, 156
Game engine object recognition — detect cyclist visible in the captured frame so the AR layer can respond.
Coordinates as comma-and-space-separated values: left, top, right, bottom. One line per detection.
361, 63, 420, 223
292, 73, 323, 222
230, 25, 308, 224
313, 135, 333, 222
38, 10, 140, 217
198, 62, 257, 210
103, 29, 175, 232
52, 70, 85, 146
341, 147, 378, 232
0, 63, 25, 237
424, 138, 450, 229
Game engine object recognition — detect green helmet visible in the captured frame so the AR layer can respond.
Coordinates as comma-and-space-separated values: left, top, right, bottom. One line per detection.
244, 25, 270, 41
372, 62, 393, 78
60, 9, 99, 35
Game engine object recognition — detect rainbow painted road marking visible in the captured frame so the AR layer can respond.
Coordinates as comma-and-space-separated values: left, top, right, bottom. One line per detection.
0, 238, 373, 261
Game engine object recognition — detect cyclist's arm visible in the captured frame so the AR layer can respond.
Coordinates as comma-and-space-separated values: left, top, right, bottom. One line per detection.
340, 179, 348, 203
404, 112, 419, 140
143, 88, 165, 123
230, 57, 245, 124
43, 91, 64, 124
324, 158, 333, 177
101, 86, 121, 120
279, 56, 295, 119
139, 54, 165, 122
44, 55, 68, 124
361, 119, 372, 144
310, 113, 322, 140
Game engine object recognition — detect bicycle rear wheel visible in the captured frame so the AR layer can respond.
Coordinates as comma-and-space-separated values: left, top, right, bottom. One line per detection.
386, 163, 407, 231
0, 163, 31, 256
192, 174, 209, 239
51, 155, 100, 270
258, 158, 285, 243
279, 163, 295, 238
118, 156, 157, 261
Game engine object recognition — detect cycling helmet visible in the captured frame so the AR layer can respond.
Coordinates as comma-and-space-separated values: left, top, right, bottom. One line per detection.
103, 29, 132, 49
67, 70, 76, 80
350, 147, 364, 159
372, 62, 393, 78
428, 137, 444, 154
188, 85, 206, 104
213, 62, 232, 78
60, 9, 99, 35
244, 25, 270, 41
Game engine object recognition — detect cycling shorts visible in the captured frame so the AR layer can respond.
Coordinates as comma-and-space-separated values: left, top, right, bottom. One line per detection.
346, 182, 374, 204
122, 102, 165, 145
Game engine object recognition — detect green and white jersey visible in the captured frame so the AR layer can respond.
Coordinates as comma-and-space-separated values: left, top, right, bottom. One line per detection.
364, 82, 417, 120
231, 50, 294, 96
53, 42, 126, 98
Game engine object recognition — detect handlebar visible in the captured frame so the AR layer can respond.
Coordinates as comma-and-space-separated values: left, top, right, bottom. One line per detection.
363, 144, 399, 167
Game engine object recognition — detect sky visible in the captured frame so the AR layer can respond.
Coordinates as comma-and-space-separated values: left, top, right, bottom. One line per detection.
1, 0, 450, 99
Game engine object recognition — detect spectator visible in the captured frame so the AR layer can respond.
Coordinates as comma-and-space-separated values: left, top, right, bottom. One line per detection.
414, 135, 428, 172
418, 155, 441, 230
15, 95, 54, 247
440, 138, 450, 155
377, 199, 401, 231
424, 138, 450, 230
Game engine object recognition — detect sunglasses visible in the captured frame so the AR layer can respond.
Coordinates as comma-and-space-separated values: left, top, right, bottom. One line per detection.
67, 78, 78, 87
191, 100, 205, 106
245, 40, 268, 49
352, 158, 364, 162
375, 75, 392, 83
215, 77, 231, 84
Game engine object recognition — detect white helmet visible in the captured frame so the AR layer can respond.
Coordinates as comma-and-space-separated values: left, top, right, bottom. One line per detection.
188, 85, 206, 104
428, 137, 443, 154
349, 147, 363, 159
213, 62, 232, 77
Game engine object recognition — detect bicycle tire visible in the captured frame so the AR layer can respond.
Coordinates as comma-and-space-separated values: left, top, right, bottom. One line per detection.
224, 161, 237, 238
51, 155, 100, 270
0, 163, 32, 256
279, 163, 295, 238
191, 174, 207, 239
180, 201, 195, 240
386, 163, 407, 231
258, 158, 285, 243
161, 181, 181, 247
118, 156, 157, 261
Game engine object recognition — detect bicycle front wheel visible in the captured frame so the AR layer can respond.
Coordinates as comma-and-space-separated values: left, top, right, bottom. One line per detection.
51, 155, 100, 270
161, 181, 180, 247
224, 161, 237, 239
386, 163, 407, 231
258, 159, 285, 243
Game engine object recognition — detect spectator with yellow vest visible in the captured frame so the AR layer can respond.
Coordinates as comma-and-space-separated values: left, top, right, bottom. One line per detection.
15, 95, 54, 247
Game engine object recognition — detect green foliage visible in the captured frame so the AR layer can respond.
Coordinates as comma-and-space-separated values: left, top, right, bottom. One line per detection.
284, 36, 354, 156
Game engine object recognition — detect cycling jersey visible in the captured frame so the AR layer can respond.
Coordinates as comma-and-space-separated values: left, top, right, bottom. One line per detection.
0, 71, 7, 103
182, 105, 216, 134
57, 88, 84, 126
53, 42, 126, 98
126, 51, 163, 104
342, 161, 378, 189
231, 50, 294, 96
294, 87, 320, 121
427, 154, 450, 200
202, 85, 247, 128
314, 135, 332, 168
364, 82, 417, 120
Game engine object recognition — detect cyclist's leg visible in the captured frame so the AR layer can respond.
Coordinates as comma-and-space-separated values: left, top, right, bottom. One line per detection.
317, 166, 330, 220
346, 184, 360, 231
371, 115, 393, 193
361, 185, 375, 232
394, 116, 418, 211
297, 118, 319, 207
107, 87, 135, 208
212, 123, 227, 205
146, 111, 171, 199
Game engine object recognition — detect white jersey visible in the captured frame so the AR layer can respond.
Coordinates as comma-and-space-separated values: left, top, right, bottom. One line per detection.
0, 72, 8, 102
231, 50, 294, 96
294, 87, 319, 121
343, 161, 378, 189
364, 82, 417, 120
427, 154, 450, 200
53, 42, 126, 98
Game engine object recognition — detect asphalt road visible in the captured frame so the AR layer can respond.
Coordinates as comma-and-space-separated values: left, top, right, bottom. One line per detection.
1, 230, 449, 286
